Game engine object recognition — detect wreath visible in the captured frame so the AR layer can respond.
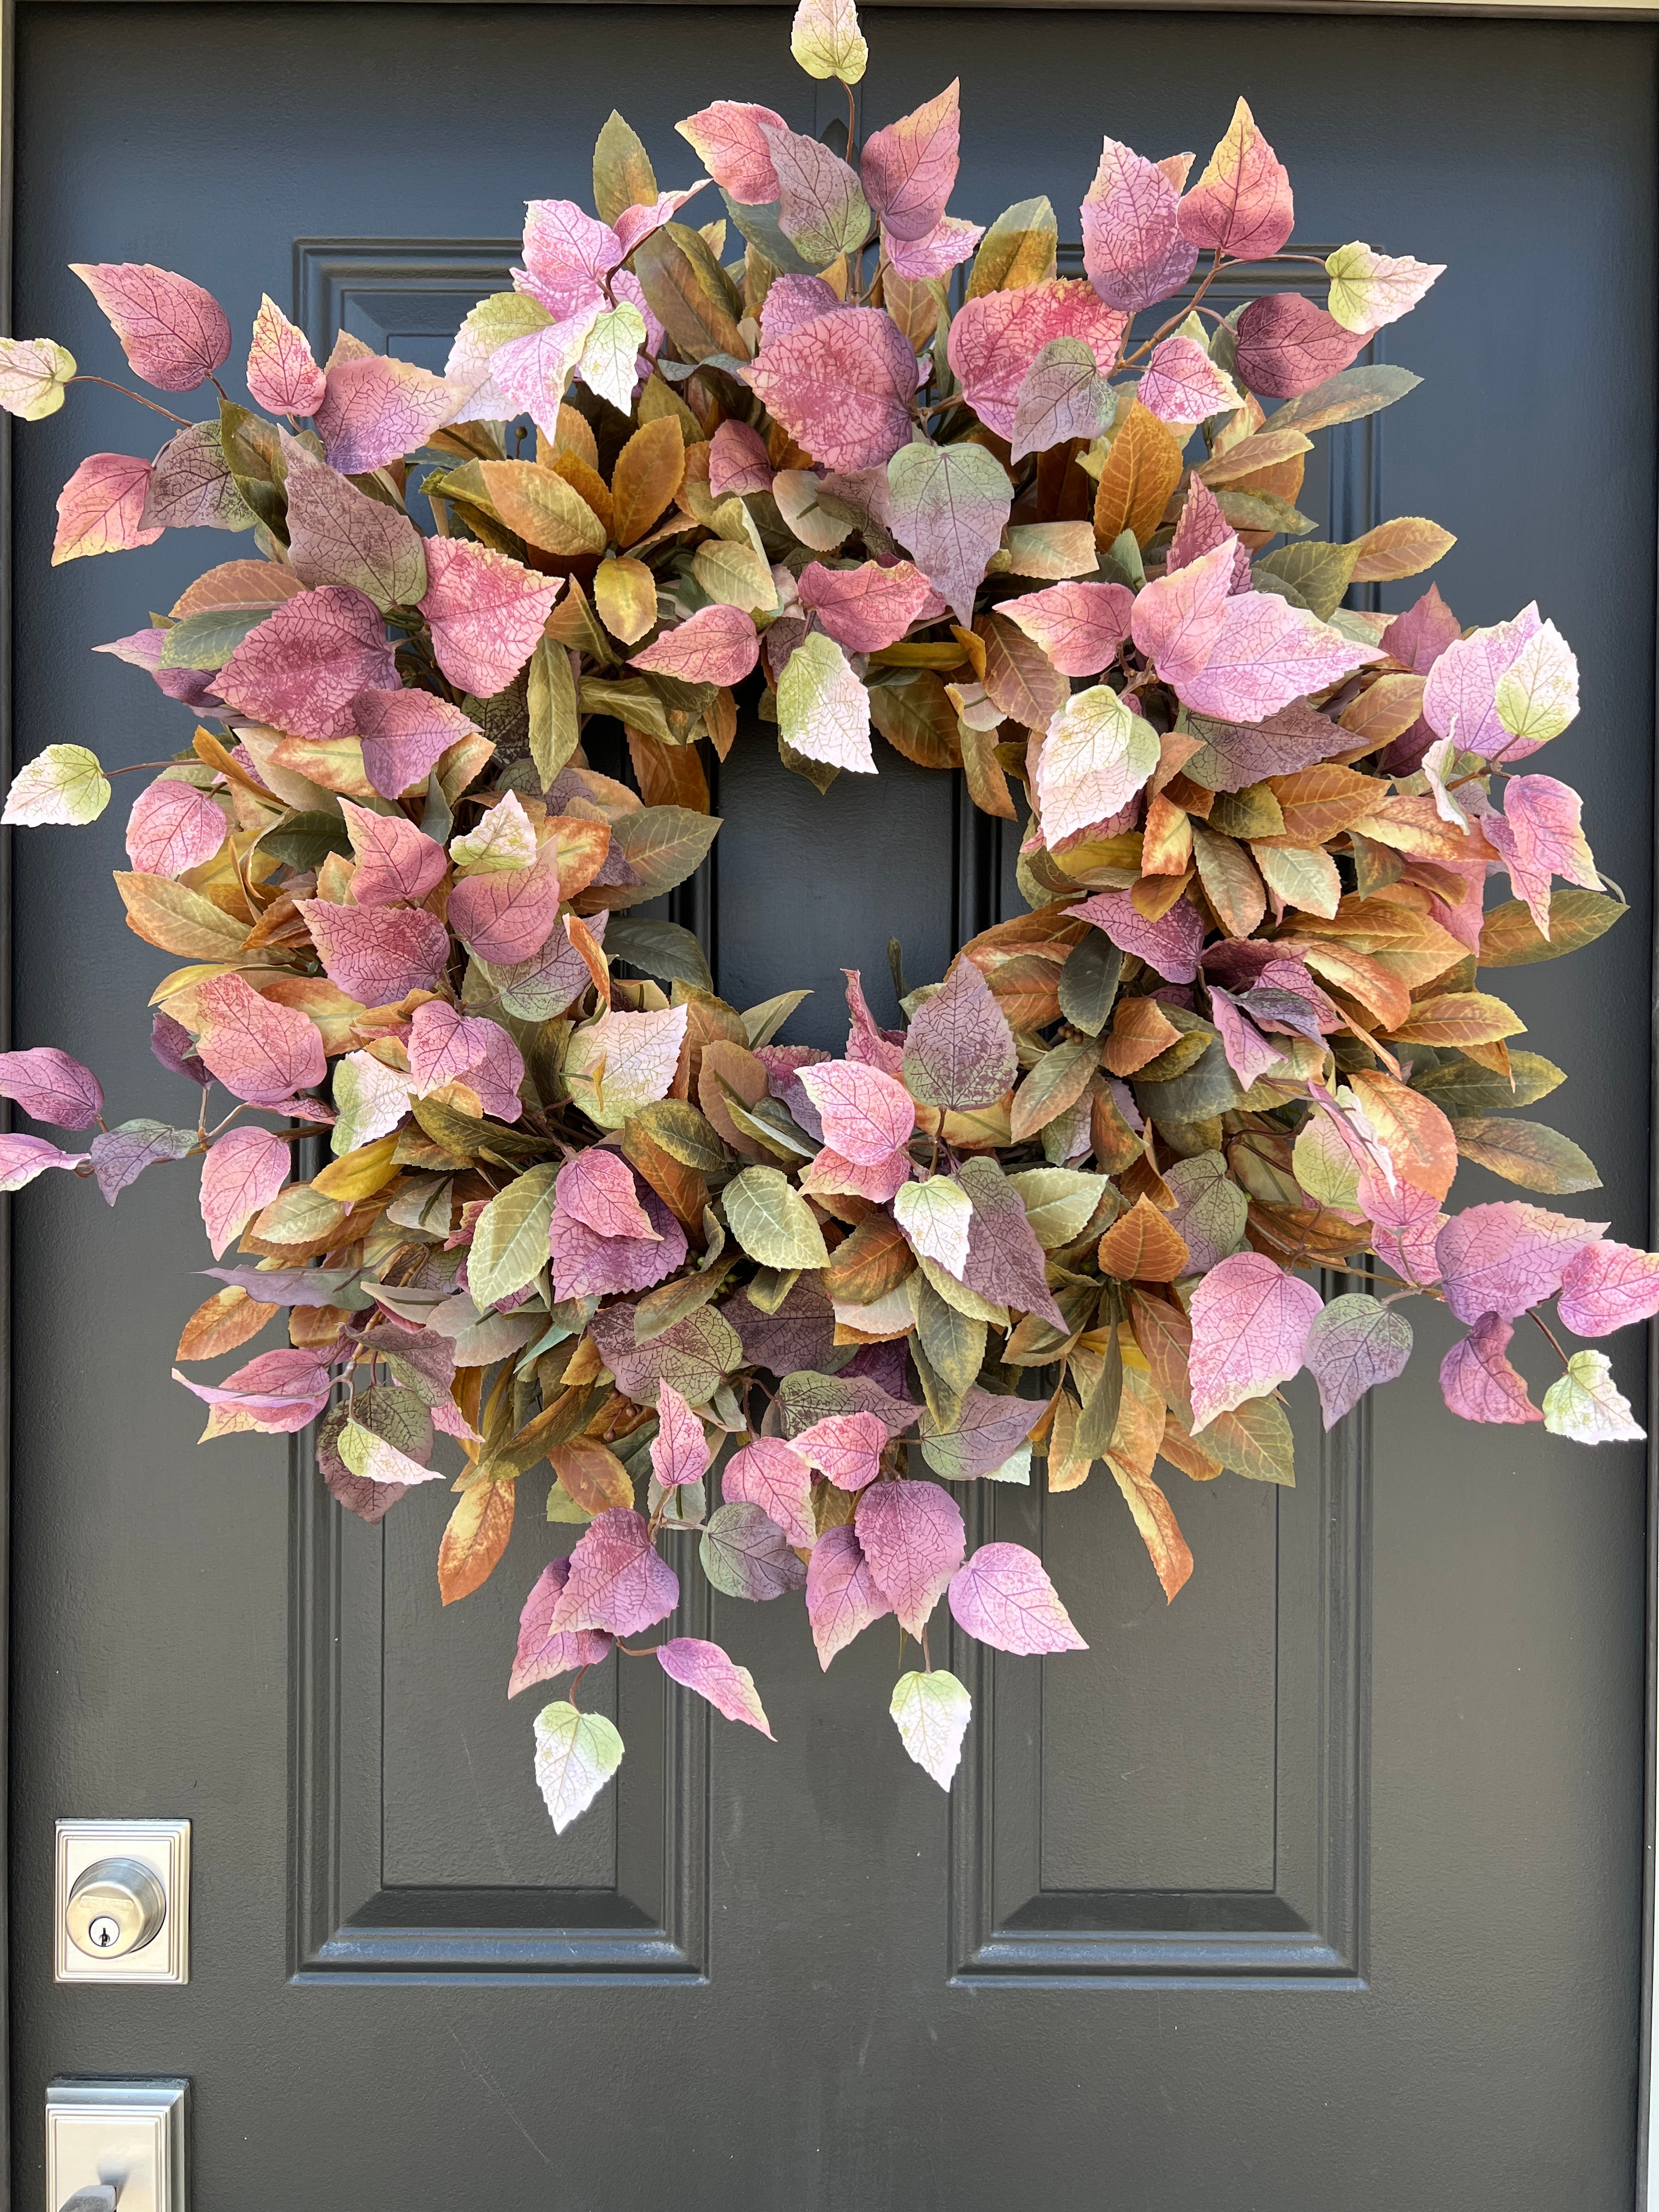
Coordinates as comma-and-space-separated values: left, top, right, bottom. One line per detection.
0, 0, 1644, 1830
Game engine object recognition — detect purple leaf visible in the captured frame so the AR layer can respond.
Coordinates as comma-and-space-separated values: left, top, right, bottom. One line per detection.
548, 1506, 679, 1637
89, 1118, 196, 1204
699, 1500, 809, 1601
731, 1277, 836, 1378
792, 1412, 887, 1492
172, 1347, 333, 1434
958, 1155, 1065, 1328
313, 353, 462, 476
902, 958, 1017, 1111
856, 1479, 965, 1636
1065, 888, 1205, 983
805, 1521, 892, 1667
0, 1131, 88, 1192
550, 1184, 686, 1301
1182, 698, 1350, 791
1439, 1311, 1544, 1425
125, 777, 227, 878
722, 1436, 816, 1547
338, 797, 447, 906
351, 687, 484, 800
918, 1385, 1041, 1481
284, 448, 429, 613
1207, 987, 1285, 1088
193, 973, 326, 1104
200, 1125, 289, 1257
419, 539, 563, 698
70, 261, 230, 391
297, 898, 450, 1007
945, 279, 1126, 442
1081, 137, 1198, 313
587, 1299, 740, 1407
842, 968, 906, 1077
947, 1542, 1087, 1654
1232, 293, 1364, 400
447, 851, 561, 967
860, 80, 960, 242
1188, 1251, 1323, 1432
760, 122, 871, 264
217, 584, 398, 741
746, 307, 921, 473
1174, 589, 1381, 724
205, 1264, 359, 1306
1302, 1291, 1412, 1429
1436, 1202, 1607, 1325
151, 1010, 208, 1088
140, 419, 252, 532
509, 1556, 614, 1696
1381, 584, 1461, 676
1010, 339, 1114, 464
656, 1637, 774, 1737
0, 1045, 104, 1128
651, 1380, 709, 1491
1556, 1240, 1659, 1339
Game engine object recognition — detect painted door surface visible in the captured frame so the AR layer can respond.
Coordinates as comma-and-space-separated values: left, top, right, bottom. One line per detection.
8, 7, 1654, 2207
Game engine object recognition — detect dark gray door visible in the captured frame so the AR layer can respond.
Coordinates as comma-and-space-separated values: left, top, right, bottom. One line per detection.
9, 5, 1652, 2205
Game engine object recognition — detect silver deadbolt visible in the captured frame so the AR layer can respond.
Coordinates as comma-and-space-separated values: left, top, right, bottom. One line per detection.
66, 1860, 167, 1961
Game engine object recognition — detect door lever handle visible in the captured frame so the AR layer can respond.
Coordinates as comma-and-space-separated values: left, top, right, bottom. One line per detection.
59, 2190, 117, 2210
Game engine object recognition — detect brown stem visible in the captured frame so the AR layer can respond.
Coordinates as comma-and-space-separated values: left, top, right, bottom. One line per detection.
69, 374, 192, 426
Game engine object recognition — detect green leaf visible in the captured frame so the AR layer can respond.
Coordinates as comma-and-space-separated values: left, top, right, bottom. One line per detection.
724, 1165, 828, 1269
1252, 541, 1361, 623
1195, 1396, 1295, 1485
626, 1098, 732, 1173
527, 636, 580, 790
533, 1702, 624, 1832
1057, 933, 1122, 1035
159, 604, 270, 670
1010, 1036, 1098, 1143
255, 809, 352, 871
603, 915, 713, 993
466, 1163, 560, 1310
592, 109, 656, 225
1542, 1349, 1645, 1444
966, 197, 1058, 299
1267, 365, 1422, 437
1449, 1117, 1601, 1194
1411, 1050, 1565, 1115
1075, 1323, 1124, 1458
791, 0, 868, 81
909, 1269, 987, 1395
1007, 1166, 1110, 1251
632, 224, 748, 365
1477, 889, 1627, 967
743, 990, 812, 1048
3, 742, 110, 826
890, 1669, 971, 1788
607, 806, 721, 906
218, 397, 287, 533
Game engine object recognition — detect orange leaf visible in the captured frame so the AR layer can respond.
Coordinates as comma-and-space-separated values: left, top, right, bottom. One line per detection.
1295, 942, 1413, 1030
825, 1211, 916, 1305
1101, 995, 1181, 1076
1155, 1406, 1222, 1482
548, 447, 614, 537
1338, 671, 1426, 744
549, 1436, 635, 1516
1098, 1195, 1191, 1282
1127, 1286, 1193, 1421
612, 415, 686, 549
566, 913, 611, 1007
1389, 991, 1526, 1048
437, 1477, 515, 1605
1093, 402, 1183, 550
175, 1285, 278, 1362
1346, 1068, 1458, 1200
1141, 789, 1194, 876
547, 815, 613, 900
1108, 1457, 1193, 1601
1262, 764, 1380, 846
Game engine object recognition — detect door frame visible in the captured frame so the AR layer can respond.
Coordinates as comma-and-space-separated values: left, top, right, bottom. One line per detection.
1, 1, 1654, 2205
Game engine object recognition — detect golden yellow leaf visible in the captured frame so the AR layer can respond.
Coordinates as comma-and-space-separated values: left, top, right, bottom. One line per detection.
1093, 402, 1183, 550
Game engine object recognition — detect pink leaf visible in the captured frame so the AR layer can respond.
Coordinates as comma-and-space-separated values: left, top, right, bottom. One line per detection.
797, 558, 933, 654
799, 1142, 913, 1205
87, 1118, 193, 1206
556, 1149, 657, 1240
746, 307, 921, 473
1381, 584, 1461, 676
651, 1380, 710, 1491
1188, 1251, 1323, 1431
1081, 137, 1198, 313
1558, 1240, 1659, 1339
702, 1500, 809, 1600
487, 296, 603, 436
1138, 334, 1240, 425
886, 441, 1012, 629
708, 418, 775, 498
522, 199, 622, 290
1233, 292, 1364, 400
1002, 579, 1133, 679
792, 1410, 887, 1492
1174, 589, 1381, 723
843, 968, 906, 1077
675, 100, 786, 205
337, 796, 447, 906
805, 1521, 892, 1668
509, 1556, 614, 1696
796, 1057, 915, 1165
350, 687, 483, 799
217, 584, 398, 740
860, 80, 960, 242
193, 972, 326, 1104
1009, 338, 1114, 463
1065, 888, 1205, 984
0, 1131, 88, 1191
630, 603, 759, 687
901, 958, 1017, 1111
0, 1046, 103, 1129
408, 1000, 524, 1119
246, 294, 326, 416
947, 1542, 1087, 1655
1131, 538, 1234, 690
1168, 477, 1251, 590
549, 1186, 686, 1300
1176, 100, 1294, 261
1479, 775, 1598, 934
1421, 603, 1541, 754
547, 1506, 679, 1637
918, 1384, 1042, 1479
723, 1436, 816, 1547
855, 1478, 965, 1637
284, 449, 428, 613
945, 279, 1126, 441
656, 1637, 774, 1737
612, 187, 710, 261
53, 453, 162, 564
1302, 1290, 1413, 1429
70, 261, 230, 391
313, 354, 462, 476
1435, 1201, 1606, 1325
760, 123, 870, 265
172, 1348, 333, 1434
883, 216, 983, 278
760, 274, 847, 345
447, 851, 561, 966
419, 538, 563, 698
200, 1125, 290, 1258
1207, 987, 1286, 1088
296, 898, 450, 1007
1439, 1312, 1543, 1425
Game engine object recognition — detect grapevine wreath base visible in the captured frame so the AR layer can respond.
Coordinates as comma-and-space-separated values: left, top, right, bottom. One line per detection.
0, 0, 1649, 1827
